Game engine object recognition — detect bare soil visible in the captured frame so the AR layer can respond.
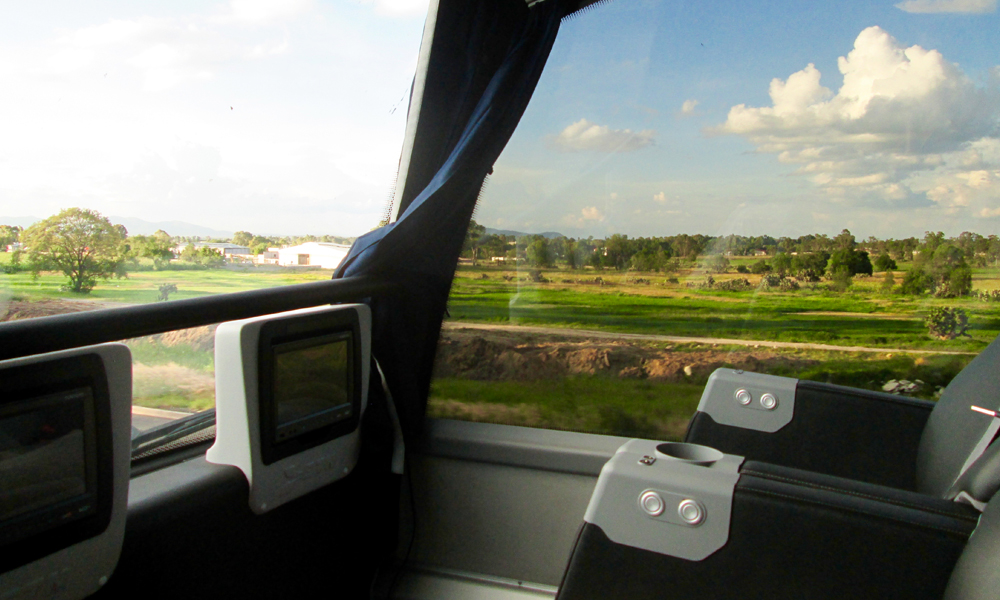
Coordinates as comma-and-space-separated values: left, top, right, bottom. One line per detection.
0, 298, 104, 321
434, 326, 818, 382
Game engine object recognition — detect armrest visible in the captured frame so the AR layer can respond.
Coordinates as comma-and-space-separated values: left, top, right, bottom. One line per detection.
557, 459, 978, 600
685, 375, 934, 490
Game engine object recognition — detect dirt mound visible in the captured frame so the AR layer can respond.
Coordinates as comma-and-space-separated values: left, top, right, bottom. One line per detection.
434, 327, 818, 383
152, 325, 217, 351
0, 299, 101, 321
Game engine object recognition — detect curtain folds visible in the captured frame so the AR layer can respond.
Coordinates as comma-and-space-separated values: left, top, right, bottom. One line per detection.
335, 0, 564, 440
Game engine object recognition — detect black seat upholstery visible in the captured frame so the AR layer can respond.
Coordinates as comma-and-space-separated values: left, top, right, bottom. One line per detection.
686, 334, 1000, 502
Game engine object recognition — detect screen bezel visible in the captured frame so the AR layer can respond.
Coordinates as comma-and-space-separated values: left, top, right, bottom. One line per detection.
257, 309, 362, 466
0, 354, 113, 575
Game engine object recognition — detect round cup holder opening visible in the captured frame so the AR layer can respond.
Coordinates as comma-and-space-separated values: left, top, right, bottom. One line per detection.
655, 442, 723, 466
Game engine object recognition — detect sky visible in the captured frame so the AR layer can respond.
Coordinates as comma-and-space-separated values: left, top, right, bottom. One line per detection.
0, 0, 429, 236
1, 1, 998, 240
477, 0, 1000, 240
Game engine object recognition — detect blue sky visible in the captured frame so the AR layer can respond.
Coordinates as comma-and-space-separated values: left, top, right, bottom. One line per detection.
478, 0, 1000, 240
0, 0, 997, 240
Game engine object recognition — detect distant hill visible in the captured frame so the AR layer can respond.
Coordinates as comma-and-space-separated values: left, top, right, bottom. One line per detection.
0, 216, 41, 229
0, 215, 233, 238
109, 217, 232, 238
485, 227, 565, 239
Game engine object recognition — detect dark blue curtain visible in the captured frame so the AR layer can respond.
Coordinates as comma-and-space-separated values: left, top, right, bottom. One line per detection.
335, 0, 564, 440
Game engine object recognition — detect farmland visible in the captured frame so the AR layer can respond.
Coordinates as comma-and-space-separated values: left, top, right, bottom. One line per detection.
2, 255, 999, 439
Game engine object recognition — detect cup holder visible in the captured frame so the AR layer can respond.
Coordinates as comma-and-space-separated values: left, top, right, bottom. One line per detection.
655, 442, 723, 466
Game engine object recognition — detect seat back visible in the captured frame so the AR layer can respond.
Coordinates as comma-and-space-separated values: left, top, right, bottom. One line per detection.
917, 334, 1000, 497
944, 495, 1000, 599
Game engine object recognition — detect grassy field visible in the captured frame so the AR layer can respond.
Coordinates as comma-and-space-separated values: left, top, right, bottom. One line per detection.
3, 256, 996, 439
444, 264, 1000, 352
0, 260, 330, 304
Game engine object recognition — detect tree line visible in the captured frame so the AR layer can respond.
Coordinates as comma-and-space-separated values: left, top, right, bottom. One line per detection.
1, 208, 357, 293
463, 221, 979, 298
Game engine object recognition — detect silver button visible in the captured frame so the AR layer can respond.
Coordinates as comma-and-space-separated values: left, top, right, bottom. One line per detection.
677, 499, 705, 525
640, 491, 665, 516
760, 393, 777, 410
735, 388, 752, 405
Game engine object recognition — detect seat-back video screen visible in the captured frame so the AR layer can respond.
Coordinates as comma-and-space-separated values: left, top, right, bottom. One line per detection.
272, 332, 354, 443
0, 387, 97, 549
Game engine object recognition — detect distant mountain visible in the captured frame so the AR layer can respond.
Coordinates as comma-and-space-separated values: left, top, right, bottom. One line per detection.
485, 228, 565, 239
0, 216, 41, 229
0, 215, 232, 238
109, 217, 232, 238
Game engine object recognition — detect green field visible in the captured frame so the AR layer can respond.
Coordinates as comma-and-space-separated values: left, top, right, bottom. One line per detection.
2, 257, 995, 438
0, 260, 330, 304
445, 264, 1000, 352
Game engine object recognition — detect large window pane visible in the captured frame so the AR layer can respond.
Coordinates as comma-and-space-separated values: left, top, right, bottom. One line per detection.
430, 1, 1000, 439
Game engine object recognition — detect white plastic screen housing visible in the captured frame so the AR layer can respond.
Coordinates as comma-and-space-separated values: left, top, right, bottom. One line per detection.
207, 304, 371, 514
0, 343, 132, 600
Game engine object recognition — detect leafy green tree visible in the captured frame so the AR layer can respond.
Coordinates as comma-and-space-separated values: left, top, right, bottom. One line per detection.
874, 253, 897, 272
130, 230, 174, 270
828, 247, 873, 278
929, 244, 972, 297
232, 231, 254, 247
463, 220, 487, 265
0, 225, 22, 250
791, 251, 829, 281
749, 259, 771, 274
771, 253, 792, 276
900, 268, 934, 295
22, 208, 126, 293
525, 238, 552, 268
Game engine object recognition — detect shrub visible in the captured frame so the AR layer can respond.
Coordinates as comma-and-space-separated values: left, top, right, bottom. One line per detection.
714, 278, 753, 291
157, 283, 178, 301
735, 264, 749, 274
749, 260, 771, 274
925, 307, 970, 340
874, 253, 897, 272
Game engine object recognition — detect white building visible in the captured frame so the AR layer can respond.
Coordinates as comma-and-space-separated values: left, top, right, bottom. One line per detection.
277, 242, 351, 269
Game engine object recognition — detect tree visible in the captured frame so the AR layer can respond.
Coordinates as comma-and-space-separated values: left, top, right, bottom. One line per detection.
749, 259, 771, 274
23, 208, 126, 293
900, 268, 934, 295
130, 230, 174, 270
771, 253, 792, 276
0, 225, 22, 250
232, 231, 254, 247
828, 248, 873, 277
873, 253, 897, 272
463, 220, 487, 265
525, 238, 553, 268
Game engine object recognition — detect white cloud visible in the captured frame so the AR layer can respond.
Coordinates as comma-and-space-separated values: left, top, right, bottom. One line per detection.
230, 0, 313, 22
653, 191, 666, 203
895, 0, 997, 13
551, 119, 655, 153
714, 26, 1000, 209
370, 0, 430, 18
681, 99, 699, 115
581, 206, 604, 221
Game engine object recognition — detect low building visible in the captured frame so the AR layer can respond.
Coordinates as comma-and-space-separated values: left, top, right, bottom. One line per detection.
173, 242, 252, 257
255, 248, 281, 265
276, 242, 351, 269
